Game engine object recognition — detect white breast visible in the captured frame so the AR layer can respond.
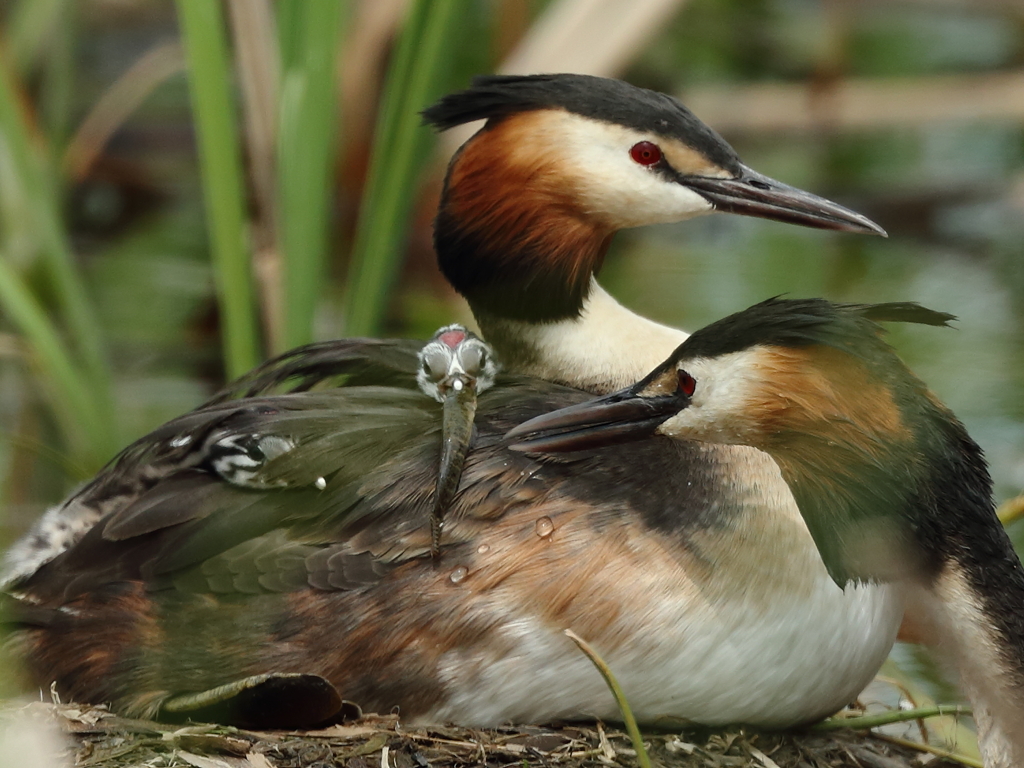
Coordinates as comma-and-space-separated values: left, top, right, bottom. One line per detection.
423, 446, 902, 727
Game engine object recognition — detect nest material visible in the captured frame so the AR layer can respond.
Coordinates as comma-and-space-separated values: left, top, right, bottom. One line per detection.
0, 702, 964, 768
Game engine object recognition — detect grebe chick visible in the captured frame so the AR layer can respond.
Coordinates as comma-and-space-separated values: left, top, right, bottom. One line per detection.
417, 325, 499, 556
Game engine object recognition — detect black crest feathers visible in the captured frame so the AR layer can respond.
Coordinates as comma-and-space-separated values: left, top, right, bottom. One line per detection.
422, 74, 740, 173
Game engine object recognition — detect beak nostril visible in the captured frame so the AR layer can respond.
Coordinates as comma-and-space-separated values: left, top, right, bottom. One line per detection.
747, 179, 772, 191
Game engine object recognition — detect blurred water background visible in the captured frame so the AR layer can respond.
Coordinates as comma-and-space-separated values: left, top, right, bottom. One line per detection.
0, 0, 1021, 756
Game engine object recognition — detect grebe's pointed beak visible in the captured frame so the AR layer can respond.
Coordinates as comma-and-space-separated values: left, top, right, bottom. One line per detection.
506, 386, 688, 453
683, 164, 886, 237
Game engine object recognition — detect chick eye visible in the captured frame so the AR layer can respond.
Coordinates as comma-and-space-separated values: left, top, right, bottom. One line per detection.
629, 141, 662, 166
459, 346, 484, 373
677, 369, 696, 397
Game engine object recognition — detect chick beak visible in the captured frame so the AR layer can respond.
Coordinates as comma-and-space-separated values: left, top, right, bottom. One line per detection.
506, 387, 687, 453
683, 164, 886, 237
431, 377, 477, 556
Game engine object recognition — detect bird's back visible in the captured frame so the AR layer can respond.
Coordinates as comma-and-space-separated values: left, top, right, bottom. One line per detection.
8, 369, 899, 727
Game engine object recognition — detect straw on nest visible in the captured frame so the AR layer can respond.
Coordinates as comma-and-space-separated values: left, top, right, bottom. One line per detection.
0, 701, 965, 768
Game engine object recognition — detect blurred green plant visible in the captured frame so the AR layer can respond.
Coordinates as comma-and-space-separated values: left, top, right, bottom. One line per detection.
0, 29, 117, 471
276, 0, 347, 351
342, 0, 461, 336
176, 0, 262, 378
0, 0, 464, 483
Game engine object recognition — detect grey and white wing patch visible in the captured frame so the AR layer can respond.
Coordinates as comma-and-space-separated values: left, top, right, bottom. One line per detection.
206, 433, 298, 489
1, 500, 102, 588
1, 425, 300, 589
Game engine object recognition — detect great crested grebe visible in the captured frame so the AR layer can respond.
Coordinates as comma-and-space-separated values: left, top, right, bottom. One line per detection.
423, 73, 885, 392
5, 338, 897, 729
4, 75, 900, 729
510, 298, 1024, 767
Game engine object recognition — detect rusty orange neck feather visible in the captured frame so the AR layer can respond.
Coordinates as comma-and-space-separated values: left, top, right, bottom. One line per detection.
435, 114, 613, 323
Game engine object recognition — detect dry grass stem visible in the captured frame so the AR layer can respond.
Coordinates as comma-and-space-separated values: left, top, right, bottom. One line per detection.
0, 701, 971, 768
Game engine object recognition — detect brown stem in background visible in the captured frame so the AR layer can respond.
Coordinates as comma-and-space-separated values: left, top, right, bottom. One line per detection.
62, 41, 184, 181
227, 0, 281, 353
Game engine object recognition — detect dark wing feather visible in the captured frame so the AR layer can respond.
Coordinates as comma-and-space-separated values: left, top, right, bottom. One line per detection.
5, 337, 431, 590
21, 387, 442, 597
18, 375, 731, 608
204, 338, 424, 403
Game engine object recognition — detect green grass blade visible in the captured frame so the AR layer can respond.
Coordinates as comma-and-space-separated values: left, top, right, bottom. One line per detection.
0, 254, 107, 468
0, 51, 117, 461
813, 704, 972, 731
998, 493, 1024, 525
275, 0, 305, 72
175, 0, 261, 378
37, 0, 76, 150
3, 0, 66, 76
342, 0, 461, 337
276, 0, 346, 351
564, 629, 653, 768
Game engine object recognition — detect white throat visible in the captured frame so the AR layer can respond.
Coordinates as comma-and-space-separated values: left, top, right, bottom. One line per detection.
481, 280, 688, 394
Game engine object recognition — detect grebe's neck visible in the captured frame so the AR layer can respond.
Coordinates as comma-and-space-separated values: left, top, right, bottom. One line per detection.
909, 567, 1024, 768
434, 114, 615, 325
475, 280, 688, 394
433, 113, 691, 392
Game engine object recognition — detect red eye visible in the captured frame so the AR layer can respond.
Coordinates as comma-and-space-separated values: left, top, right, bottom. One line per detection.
677, 370, 696, 397
629, 141, 662, 166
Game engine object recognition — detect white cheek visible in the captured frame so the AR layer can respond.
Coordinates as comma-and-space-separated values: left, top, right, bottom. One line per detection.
554, 116, 714, 228
661, 351, 765, 445
584, 163, 713, 228
667, 400, 750, 445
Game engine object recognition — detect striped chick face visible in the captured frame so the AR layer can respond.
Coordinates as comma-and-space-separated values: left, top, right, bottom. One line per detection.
417, 325, 500, 403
